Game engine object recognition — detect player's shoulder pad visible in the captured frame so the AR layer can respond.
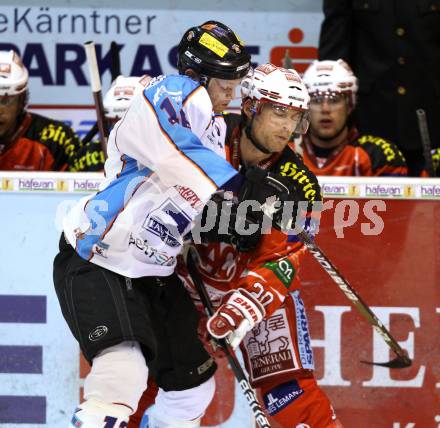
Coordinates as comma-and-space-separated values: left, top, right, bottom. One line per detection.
355, 134, 406, 169
272, 144, 322, 204
143, 74, 202, 108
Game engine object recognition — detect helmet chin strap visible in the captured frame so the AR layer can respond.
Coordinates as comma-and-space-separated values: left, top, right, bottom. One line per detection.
244, 116, 274, 155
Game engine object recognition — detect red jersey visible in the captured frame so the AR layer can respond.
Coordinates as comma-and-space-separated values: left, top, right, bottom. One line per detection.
298, 128, 407, 176
0, 112, 81, 171
180, 113, 322, 317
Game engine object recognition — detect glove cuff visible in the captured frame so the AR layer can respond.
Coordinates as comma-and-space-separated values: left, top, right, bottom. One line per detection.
227, 288, 265, 327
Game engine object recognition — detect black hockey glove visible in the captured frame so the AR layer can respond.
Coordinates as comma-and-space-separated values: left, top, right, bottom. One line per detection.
228, 167, 288, 251
194, 167, 288, 248
194, 166, 307, 251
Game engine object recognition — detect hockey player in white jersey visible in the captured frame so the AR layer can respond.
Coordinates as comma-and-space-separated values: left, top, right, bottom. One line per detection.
53, 21, 294, 428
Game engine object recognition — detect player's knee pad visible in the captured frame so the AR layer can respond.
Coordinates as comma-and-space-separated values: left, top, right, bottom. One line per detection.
84, 341, 148, 413
153, 376, 215, 422
69, 398, 130, 428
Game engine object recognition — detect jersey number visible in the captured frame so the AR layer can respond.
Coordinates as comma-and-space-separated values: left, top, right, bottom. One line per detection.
104, 416, 127, 428
160, 97, 191, 128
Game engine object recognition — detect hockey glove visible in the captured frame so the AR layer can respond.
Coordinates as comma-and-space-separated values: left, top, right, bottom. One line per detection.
207, 288, 265, 349
232, 166, 292, 251
197, 314, 227, 359
196, 166, 296, 251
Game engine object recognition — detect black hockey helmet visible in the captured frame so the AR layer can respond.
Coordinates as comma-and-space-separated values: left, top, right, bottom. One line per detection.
177, 21, 251, 81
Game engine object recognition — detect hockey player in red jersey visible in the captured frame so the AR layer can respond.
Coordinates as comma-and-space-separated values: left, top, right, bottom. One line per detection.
298, 59, 407, 176
130, 65, 343, 428
0, 50, 81, 171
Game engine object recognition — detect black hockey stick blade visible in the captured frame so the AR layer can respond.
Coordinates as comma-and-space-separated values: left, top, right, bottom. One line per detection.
361, 355, 412, 369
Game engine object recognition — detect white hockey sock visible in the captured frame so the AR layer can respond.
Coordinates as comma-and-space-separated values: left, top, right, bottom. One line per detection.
148, 376, 215, 428
68, 398, 131, 427
148, 410, 201, 428
84, 341, 148, 413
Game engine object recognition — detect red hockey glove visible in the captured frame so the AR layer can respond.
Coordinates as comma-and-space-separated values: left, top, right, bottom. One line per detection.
197, 314, 227, 359
207, 288, 265, 349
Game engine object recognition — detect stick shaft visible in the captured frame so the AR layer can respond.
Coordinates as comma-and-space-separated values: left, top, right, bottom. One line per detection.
416, 109, 434, 176
84, 41, 109, 157
297, 231, 409, 361
186, 249, 271, 428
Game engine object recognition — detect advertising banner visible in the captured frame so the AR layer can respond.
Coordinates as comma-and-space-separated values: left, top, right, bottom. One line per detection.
0, 5, 322, 133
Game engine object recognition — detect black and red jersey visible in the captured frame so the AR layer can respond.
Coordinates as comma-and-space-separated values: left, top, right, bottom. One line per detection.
0, 112, 81, 171
179, 113, 322, 317
298, 128, 407, 176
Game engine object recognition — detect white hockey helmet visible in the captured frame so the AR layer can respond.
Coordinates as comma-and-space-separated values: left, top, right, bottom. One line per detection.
0, 50, 29, 96
241, 63, 310, 133
303, 59, 358, 106
103, 75, 151, 120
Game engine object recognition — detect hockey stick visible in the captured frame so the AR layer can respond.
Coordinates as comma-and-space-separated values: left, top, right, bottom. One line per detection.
296, 230, 412, 368
416, 109, 435, 177
110, 41, 122, 81
186, 248, 271, 428
84, 41, 109, 158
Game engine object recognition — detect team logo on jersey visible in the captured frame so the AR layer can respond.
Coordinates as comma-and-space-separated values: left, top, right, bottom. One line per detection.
263, 258, 295, 288
145, 217, 180, 247
153, 85, 183, 106
128, 233, 175, 266
263, 379, 304, 415
244, 308, 300, 383
144, 199, 191, 248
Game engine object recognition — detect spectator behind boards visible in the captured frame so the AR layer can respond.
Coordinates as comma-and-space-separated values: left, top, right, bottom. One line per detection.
295, 59, 407, 177
0, 50, 81, 171
318, 0, 440, 176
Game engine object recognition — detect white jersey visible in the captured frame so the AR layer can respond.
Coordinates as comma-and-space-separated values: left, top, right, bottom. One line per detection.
63, 74, 238, 278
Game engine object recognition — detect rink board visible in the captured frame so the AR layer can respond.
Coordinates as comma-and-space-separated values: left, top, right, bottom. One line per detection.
0, 173, 439, 428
